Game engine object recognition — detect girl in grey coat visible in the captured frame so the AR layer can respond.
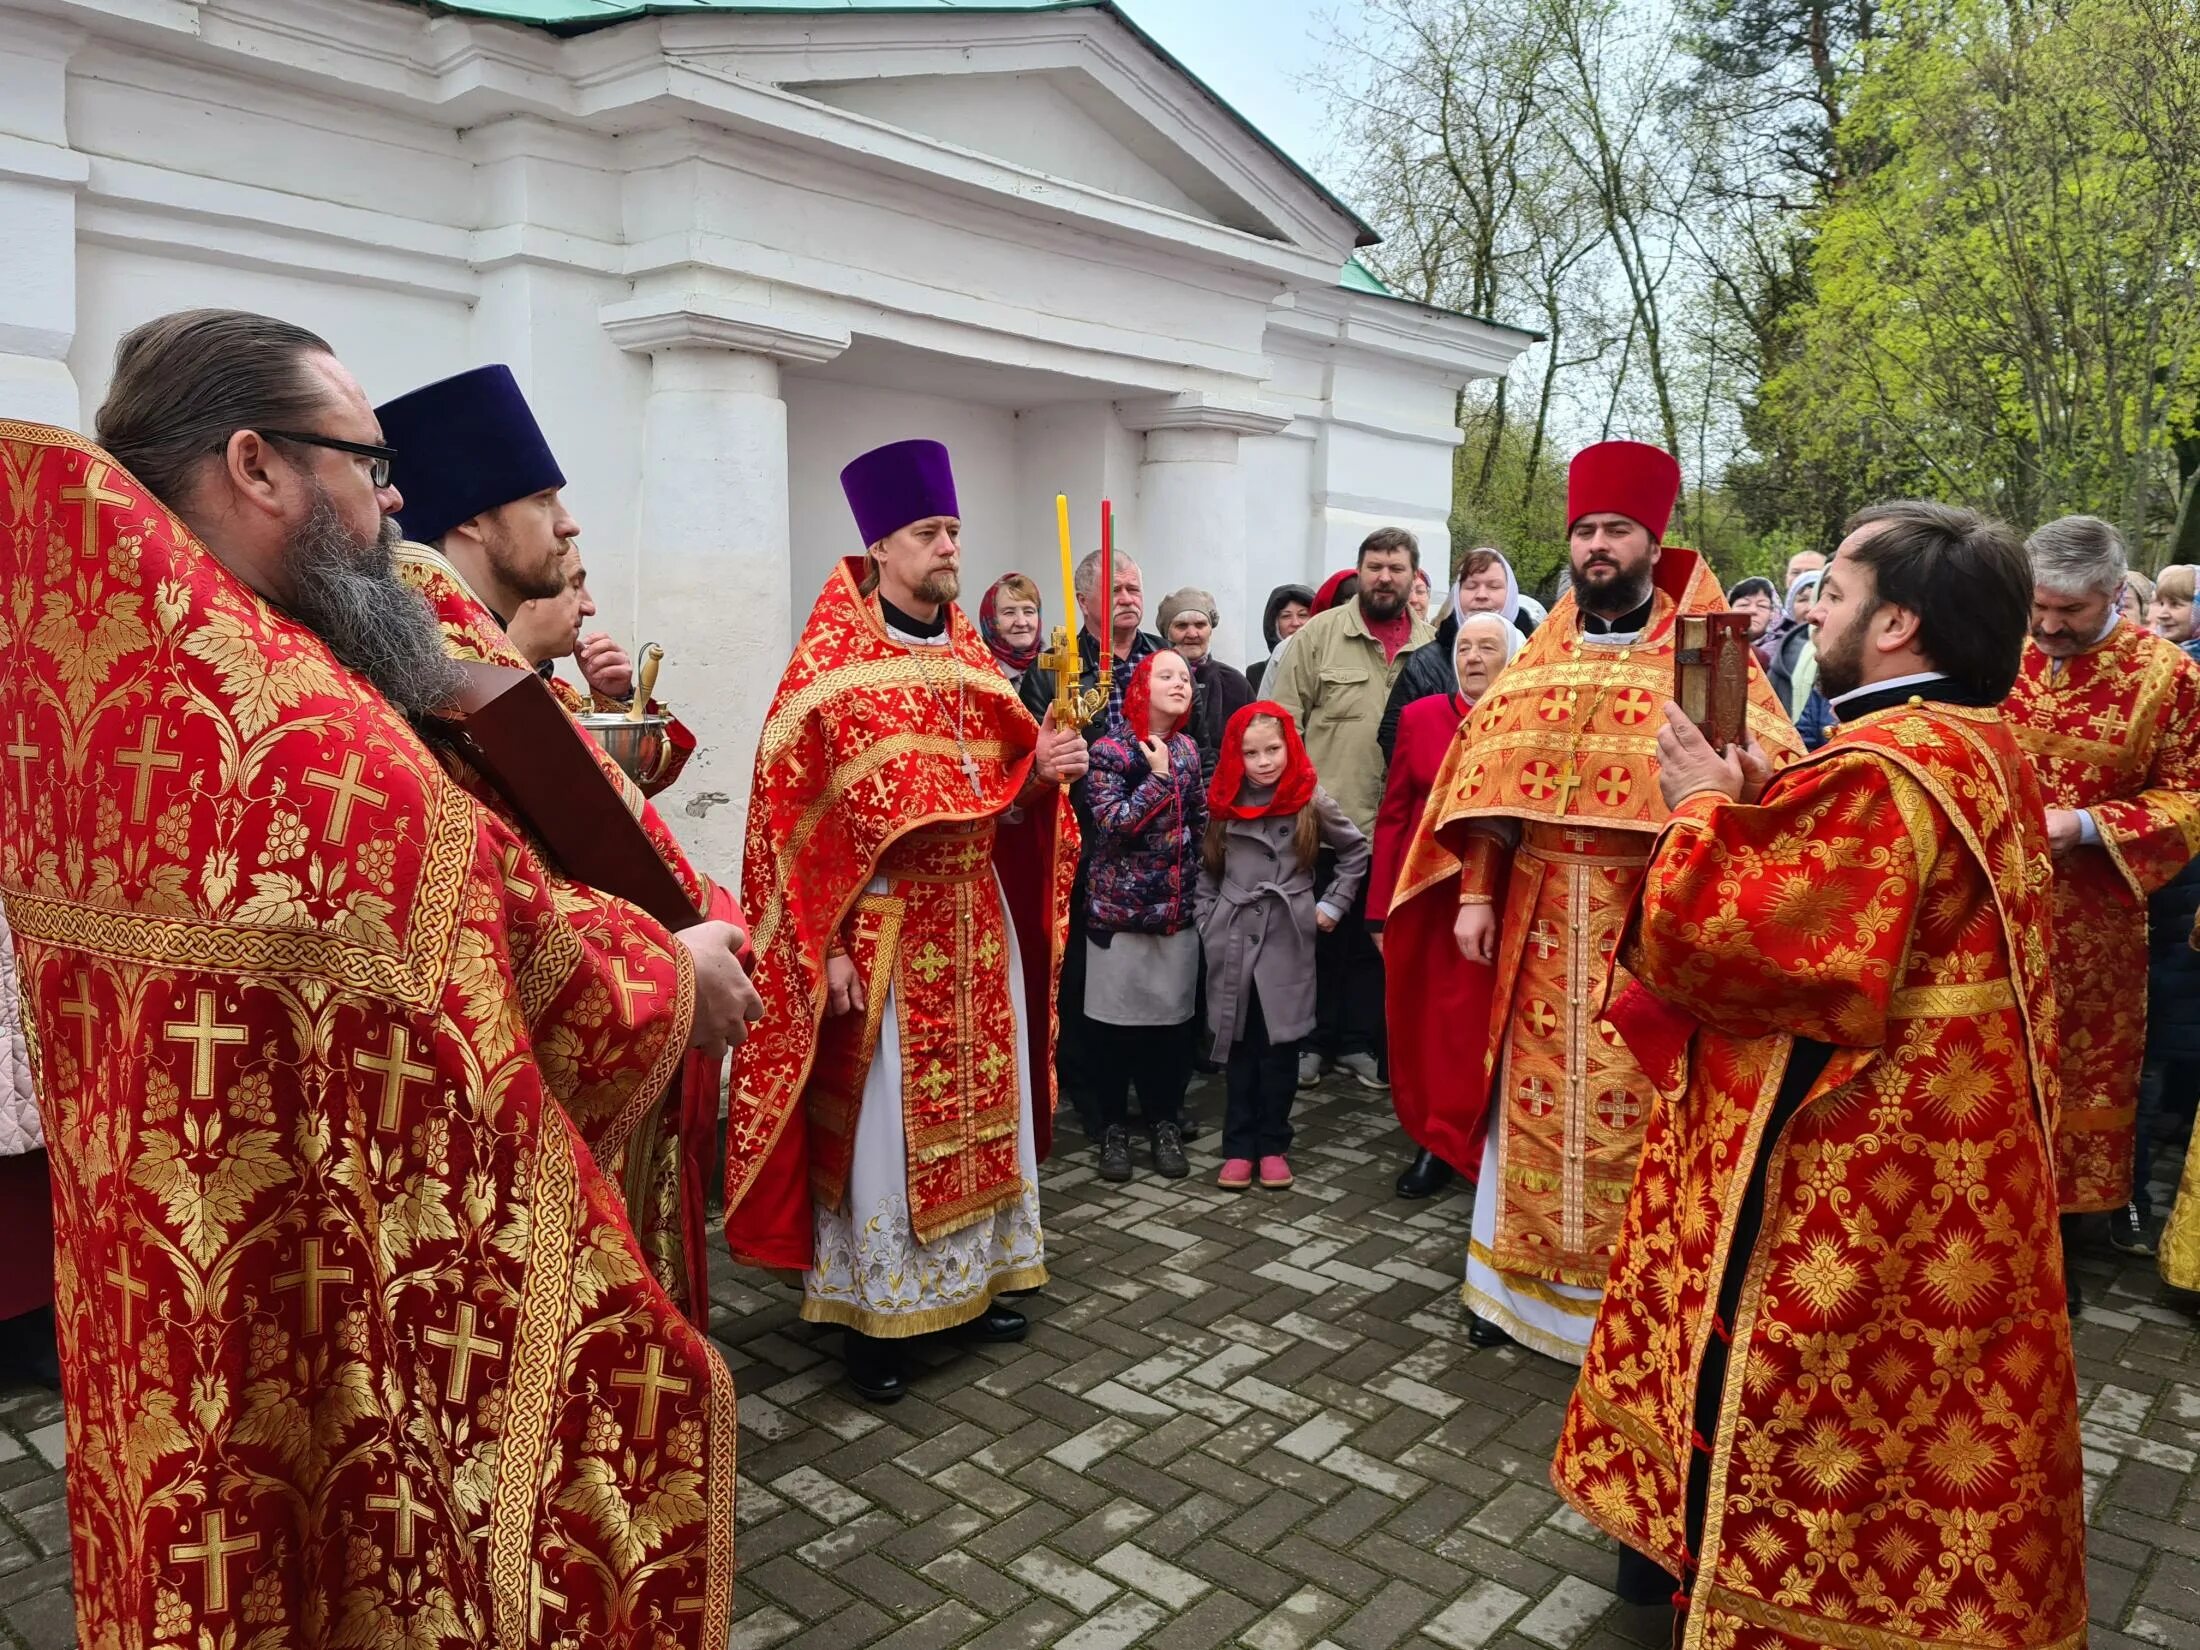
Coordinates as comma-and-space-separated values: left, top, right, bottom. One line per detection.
1196, 703, 1370, 1189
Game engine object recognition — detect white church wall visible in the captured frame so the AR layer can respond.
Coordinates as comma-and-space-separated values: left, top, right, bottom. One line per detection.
1240, 430, 1322, 642
782, 375, 1020, 639
1010, 403, 1145, 634
69, 244, 475, 429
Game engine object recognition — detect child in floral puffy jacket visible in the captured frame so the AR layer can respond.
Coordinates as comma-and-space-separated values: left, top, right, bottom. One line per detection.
1082, 649, 1206, 1182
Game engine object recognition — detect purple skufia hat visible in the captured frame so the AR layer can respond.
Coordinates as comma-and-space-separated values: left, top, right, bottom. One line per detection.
840, 439, 958, 547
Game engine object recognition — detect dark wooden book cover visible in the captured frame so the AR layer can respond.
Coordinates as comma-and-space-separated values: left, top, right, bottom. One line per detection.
1674, 612, 1753, 752
429, 661, 701, 932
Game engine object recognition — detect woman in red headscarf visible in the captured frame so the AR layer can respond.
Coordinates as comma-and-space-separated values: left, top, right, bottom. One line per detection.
978, 572, 1045, 690
1196, 702, 1369, 1191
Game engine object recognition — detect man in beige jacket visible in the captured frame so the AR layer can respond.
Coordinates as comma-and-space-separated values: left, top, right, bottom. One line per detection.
1270, 526, 1435, 1088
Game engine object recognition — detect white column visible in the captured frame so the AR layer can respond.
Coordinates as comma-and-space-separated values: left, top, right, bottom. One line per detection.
602, 296, 849, 882
1119, 393, 1290, 668
0, 21, 87, 427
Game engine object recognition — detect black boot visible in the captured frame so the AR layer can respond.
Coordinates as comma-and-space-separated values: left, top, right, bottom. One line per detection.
1151, 1120, 1189, 1179
1097, 1125, 1133, 1182
1395, 1148, 1455, 1200
1466, 1310, 1512, 1350
844, 1330, 906, 1403
960, 1303, 1029, 1343
2109, 1200, 2155, 1256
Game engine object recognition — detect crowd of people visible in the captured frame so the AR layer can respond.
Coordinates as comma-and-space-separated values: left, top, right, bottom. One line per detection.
0, 304, 2192, 1646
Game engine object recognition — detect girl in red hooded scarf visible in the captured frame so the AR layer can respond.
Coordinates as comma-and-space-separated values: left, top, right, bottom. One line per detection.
1196, 702, 1368, 1190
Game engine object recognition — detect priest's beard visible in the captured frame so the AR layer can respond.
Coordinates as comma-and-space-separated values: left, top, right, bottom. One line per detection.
1812, 607, 1873, 701
916, 568, 961, 607
1576, 570, 1653, 621
287, 488, 466, 718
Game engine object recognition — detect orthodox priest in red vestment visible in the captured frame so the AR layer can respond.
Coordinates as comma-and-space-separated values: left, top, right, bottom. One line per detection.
376, 364, 751, 1323
7, 311, 736, 1648
2003, 516, 2200, 1255
729, 440, 1083, 1404
1426, 442, 1798, 1362
1560, 502, 2084, 1648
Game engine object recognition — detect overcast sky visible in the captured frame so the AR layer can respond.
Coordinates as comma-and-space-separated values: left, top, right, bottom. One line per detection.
1114, 0, 1367, 197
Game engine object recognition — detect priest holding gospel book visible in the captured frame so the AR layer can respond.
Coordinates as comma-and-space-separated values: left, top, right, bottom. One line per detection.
1560, 501, 2085, 1647
1412, 440, 1799, 1362
375, 362, 760, 1323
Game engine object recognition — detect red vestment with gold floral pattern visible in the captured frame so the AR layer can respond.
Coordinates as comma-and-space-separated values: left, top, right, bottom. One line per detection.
726, 560, 1077, 1270
1556, 698, 2085, 1650
2005, 622, 2200, 1211
1419, 551, 1797, 1338
396, 541, 733, 1318
0, 424, 735, 1648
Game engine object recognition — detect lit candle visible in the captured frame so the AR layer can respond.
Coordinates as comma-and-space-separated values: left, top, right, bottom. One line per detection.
1055, 493, 1078, 677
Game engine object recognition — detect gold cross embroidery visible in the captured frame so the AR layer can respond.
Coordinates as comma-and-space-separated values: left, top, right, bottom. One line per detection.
915, 1061, 953, 1101
610, 1343, 694, 1439
304, 752, 389, 843
353, 1025, 434, 1131
106, 1246, 151, 1340
907, 943, 950, 985
60, 460, 132, 548
115, 719, 182, 824
272, 1238, 355, 1336
5, 714, 38, 809
59, 973, 97, 1071
528, 1562, 568, 1639
609, 958, 659, 1020
164, 989, 246, 1099
169, 1509, 259, 1614
422, 1302, 505, 1401
366, 1473, 427, 1558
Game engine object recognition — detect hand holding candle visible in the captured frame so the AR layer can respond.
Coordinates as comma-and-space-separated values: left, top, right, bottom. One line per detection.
1099, 498, 1113, 690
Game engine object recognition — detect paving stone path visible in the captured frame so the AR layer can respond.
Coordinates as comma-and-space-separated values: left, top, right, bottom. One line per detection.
5, 1074, 2200, 1647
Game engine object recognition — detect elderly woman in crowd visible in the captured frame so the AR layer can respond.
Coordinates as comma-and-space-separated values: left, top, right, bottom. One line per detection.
2150, 564, 2200, 663
1367, 610, 1524, 1198
979, 572, 1046, 692
1378, 548, 1532, 762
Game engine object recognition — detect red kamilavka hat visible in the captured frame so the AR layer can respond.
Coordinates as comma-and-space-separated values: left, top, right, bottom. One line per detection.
1567, 440, 1682, 541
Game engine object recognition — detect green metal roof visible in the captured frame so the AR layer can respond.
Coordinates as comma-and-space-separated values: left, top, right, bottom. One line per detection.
1339, 257, 1390, 296
397, 0, 1378, 244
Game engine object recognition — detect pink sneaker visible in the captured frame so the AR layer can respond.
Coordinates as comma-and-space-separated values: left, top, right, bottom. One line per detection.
1258, 1155, 1294, 1189
1217, 1157, 1254, 1191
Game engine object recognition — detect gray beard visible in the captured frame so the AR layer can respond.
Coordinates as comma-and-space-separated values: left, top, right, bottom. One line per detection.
288, 490, 465, 718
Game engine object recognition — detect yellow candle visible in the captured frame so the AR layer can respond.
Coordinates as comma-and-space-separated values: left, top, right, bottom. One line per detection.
1055, 492, 1078, 675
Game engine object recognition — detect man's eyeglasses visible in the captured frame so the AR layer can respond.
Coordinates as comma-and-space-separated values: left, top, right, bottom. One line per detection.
257, 430, 398, 488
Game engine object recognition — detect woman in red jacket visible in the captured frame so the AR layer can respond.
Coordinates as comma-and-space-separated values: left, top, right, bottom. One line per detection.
1367, 610, 1522, 1198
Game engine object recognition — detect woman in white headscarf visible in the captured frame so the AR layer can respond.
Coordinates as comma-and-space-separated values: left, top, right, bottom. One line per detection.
1378, 548, 1531, 762
1367, 610, 1525, 1198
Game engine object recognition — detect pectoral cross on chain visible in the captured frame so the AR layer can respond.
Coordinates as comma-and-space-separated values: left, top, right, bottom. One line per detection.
1552, 760, 1582, 813
961, 751, 983, 796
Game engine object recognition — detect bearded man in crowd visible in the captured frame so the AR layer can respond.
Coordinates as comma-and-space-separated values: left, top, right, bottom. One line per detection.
2004, 514, 2200, 1294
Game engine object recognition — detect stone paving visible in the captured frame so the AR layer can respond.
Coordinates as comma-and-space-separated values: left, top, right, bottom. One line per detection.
6, 1075, 2200, 1647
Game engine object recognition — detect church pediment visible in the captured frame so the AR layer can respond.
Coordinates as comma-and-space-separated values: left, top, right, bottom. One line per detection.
648, 5, 1370, 261
785, 68, 1281, 241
